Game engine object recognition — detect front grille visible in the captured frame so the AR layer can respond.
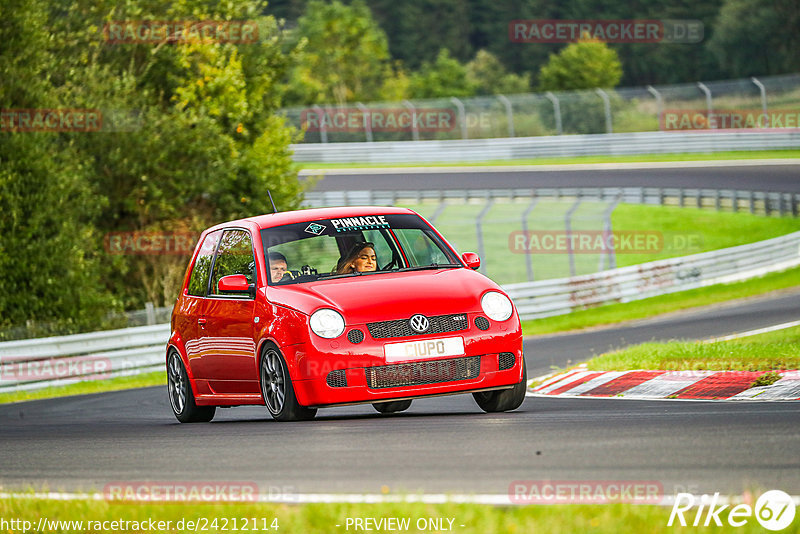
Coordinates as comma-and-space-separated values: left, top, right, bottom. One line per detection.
365, 356, 481, 389
474, 316, 490, 330
367, 313, 469, 339
347, 329, 364, 344
498, 352, 516, 370
326, 369, 347, 388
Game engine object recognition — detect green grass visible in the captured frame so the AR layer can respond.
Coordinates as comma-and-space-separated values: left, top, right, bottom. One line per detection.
610, 205, 800, 267
521, 265, 800, 336
296, 149, 800, 169
1, 496, 791, 534
0, 371, 165, 405
585, 326, 800, 372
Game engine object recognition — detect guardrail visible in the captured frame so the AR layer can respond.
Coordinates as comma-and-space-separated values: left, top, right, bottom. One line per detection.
505, 230, 800, 319
290, 131, 800, 163
2, 231, 798, 392
0, 324, 168, 393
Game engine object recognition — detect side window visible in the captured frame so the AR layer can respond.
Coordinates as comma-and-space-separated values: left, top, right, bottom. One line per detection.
187, 231, 222, 296
209, 229, 255, 296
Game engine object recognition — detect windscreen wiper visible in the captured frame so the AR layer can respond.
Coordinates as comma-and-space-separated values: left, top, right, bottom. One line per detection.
317, 271, 365, 280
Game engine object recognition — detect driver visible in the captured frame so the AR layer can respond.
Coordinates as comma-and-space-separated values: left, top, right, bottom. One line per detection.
268, 251, 291, 282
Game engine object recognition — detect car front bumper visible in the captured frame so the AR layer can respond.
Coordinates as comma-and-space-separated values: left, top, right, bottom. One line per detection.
286, 317, 524, 407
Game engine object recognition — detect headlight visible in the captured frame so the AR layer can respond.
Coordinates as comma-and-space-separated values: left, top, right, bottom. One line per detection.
309, 309, 345, 339
481, 291, 513, 322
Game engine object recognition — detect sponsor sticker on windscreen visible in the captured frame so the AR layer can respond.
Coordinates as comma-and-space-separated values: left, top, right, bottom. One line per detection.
384, 337, 465, 363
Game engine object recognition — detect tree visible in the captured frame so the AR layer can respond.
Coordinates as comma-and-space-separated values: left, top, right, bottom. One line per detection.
707, 0, 800, 77
538, 37, 623, 91
368, 0, 473, 70
1, 0, 307, 323
466, 50, 530, 95
0, 0, 115, 335
408, 49, 476, 99
537, 37, 624, 135
284, 0, 394, 105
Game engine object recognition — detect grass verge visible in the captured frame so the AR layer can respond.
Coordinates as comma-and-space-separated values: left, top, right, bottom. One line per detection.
585, 325, 800, 372
610, 205, 800, 268
521, 265, 800, 337
0, 497, 783, 534
0, 371, 165, 405
296, 149, 800, 169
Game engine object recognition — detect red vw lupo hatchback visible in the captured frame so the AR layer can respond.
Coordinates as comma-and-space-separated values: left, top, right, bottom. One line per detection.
167, 206, 526, 422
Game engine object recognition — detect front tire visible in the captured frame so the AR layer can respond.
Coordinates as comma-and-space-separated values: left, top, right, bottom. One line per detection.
167, 350, 215, 423
260, 345, 317, 422
372, 400, 412, 414
473, 358, 527, 413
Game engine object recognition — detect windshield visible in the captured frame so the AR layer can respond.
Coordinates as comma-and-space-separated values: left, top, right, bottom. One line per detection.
261, 213, 461, 285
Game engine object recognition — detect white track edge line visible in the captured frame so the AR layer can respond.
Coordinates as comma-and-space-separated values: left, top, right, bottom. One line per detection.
704, 319, 800, 343
2, 491, 798, 507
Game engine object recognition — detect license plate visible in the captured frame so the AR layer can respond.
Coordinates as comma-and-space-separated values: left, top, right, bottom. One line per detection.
384, 337, 465, 363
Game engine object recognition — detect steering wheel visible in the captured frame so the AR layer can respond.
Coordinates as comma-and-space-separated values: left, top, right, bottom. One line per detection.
381, 255, 400, 270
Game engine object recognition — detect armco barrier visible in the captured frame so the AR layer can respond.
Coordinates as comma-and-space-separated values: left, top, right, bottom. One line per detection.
0, 324, 168, 393
1, 232, 798, 392
290, 131, 800, 163
505, 230, 800, 319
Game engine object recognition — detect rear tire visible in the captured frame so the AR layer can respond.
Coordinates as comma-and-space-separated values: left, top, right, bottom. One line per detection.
473, 358, 527, 413
260, 345, 317, 422
372, 400, 412, 414
167, 350, 216, 423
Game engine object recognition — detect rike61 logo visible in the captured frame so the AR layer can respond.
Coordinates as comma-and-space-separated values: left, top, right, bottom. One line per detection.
668, 490, 796, 530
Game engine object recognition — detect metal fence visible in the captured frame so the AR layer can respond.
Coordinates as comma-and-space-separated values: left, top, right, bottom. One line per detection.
281, 73, 800, 143
304, 187, 799, 284
302, 187, 800, 216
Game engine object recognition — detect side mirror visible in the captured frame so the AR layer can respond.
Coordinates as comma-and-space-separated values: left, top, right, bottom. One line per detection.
218, 274, 255, 297
462, 252, 481, 270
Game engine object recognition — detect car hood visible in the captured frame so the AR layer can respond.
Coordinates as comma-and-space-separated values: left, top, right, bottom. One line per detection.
266, 268, 502, 323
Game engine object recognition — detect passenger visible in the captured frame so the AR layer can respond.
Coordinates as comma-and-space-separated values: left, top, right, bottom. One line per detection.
336, 242, 377, 274
268, 251, 291, 282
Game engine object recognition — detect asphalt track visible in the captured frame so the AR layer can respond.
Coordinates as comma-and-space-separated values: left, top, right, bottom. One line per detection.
306, 161, 800, 193
2, 162, 798, 499
2, 289, 798, 496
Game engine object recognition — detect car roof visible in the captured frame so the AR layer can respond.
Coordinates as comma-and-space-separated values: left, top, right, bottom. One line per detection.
207, 206, 418, 232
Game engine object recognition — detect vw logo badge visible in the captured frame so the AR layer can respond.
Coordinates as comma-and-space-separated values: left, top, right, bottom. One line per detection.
409, 314, 430, 334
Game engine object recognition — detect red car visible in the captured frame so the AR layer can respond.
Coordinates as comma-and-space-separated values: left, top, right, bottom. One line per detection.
167, 206, 526, 422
